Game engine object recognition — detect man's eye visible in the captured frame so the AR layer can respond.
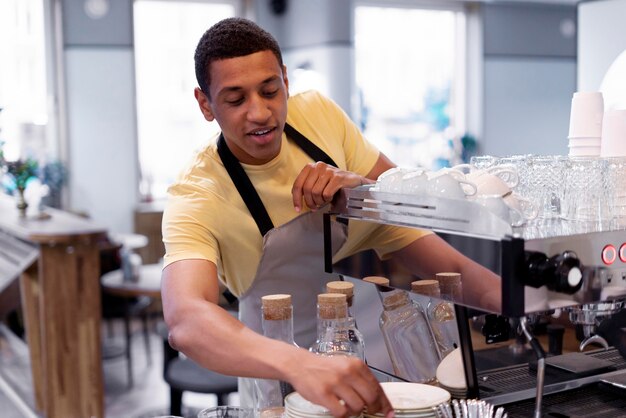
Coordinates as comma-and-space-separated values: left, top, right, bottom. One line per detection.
263, 89, 278, 97
226, 98, 244, 105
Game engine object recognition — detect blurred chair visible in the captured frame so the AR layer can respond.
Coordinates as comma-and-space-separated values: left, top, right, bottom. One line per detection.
99, 237, 153, 387
158, 323, 238, 416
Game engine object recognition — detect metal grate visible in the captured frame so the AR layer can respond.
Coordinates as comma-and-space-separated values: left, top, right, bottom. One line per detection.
591, 350, 626, 370
477, 348, 626, 398
504, 384, 626, 418
478, 366, 537, 396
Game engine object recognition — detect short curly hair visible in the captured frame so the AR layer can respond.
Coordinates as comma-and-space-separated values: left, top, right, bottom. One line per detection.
194, 17, 283, 97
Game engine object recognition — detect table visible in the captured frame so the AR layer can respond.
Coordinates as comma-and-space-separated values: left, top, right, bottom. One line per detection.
101, 263, 162, 299
0, 194, 107, 418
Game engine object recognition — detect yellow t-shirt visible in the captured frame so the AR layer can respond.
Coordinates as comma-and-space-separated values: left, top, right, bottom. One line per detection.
163, 90, 429, 296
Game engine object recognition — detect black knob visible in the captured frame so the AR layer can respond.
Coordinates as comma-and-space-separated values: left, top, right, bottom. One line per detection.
525, 250, 583, 294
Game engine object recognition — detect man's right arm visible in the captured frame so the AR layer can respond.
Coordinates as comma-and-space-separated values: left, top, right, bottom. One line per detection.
161, 259, 393, 418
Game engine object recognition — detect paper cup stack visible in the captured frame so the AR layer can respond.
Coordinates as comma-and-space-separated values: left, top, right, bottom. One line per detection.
601, 110, 626, 157
364, 382, 451, 418
567, 92, 604, 157
435, 348, 468, 399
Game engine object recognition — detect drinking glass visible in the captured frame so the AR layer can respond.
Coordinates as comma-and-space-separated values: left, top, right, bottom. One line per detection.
561, 157, 611, 224
607, 157, 626, 227
521, 155, 567, 220
197, 407, 255, 418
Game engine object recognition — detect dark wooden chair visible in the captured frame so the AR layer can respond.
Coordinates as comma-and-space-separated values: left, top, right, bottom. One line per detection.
158, 323, 238, 416
99, 238, 153, 387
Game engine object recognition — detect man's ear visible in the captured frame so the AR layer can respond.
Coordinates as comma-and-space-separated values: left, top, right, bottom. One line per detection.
194, 87, 215, 122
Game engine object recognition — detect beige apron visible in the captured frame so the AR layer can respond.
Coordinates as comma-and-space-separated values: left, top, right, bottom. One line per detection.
217, 124, 348, 407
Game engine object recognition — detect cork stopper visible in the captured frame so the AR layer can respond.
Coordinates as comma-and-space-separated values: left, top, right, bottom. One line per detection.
326, 281, 354, 307
317, 293, 348, 319
435, 272, 462, 285
382, 291, 409, 310
434, 272, 463, 301
261, 294, 293, 320
362, 276, 390, 286
411, 280, 441, 298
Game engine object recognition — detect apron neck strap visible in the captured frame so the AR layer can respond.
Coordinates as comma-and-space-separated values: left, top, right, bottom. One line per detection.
217, 123, 337, 236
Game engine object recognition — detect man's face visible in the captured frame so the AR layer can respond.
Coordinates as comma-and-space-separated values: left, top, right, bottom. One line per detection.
195, 50, 289, 165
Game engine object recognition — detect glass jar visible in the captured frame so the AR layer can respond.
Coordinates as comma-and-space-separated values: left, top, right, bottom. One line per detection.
309, 293, 365, 360
378, 288, 439, 383
411, 279, 459, 359
254, 294, 298, 414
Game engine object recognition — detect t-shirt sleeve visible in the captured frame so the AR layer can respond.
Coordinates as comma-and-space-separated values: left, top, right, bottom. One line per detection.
162, 183, 220, 268
315, 91, 380, 176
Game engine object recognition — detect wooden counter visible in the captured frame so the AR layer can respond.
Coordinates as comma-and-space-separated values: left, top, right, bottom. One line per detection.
0, 194, 107, 418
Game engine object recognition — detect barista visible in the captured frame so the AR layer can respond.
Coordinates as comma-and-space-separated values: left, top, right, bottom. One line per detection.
161, 17, 499, 418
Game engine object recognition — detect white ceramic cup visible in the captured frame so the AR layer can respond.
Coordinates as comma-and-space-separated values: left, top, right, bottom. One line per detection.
568, 91, 604, 138
426, 171, 477, 200
400, 169, 429, 195
453, 163, 519, 189
601, 109, 626, 157
465, 170, 512, 197
377, 167, 413, 193
473, 194, 524, 226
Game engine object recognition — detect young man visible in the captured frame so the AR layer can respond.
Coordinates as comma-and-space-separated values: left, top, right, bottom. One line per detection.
161, 17, 499, 418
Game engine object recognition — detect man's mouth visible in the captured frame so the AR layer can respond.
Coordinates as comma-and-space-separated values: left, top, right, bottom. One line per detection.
248, 127, 276, 144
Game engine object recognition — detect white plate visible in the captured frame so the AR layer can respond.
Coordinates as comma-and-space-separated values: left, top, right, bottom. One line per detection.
435, 348, 467, 390
380, 382, 451, 410
285, 392, 331, 416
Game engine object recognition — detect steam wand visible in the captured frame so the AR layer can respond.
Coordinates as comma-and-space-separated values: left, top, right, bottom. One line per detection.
520, 317, 546, 418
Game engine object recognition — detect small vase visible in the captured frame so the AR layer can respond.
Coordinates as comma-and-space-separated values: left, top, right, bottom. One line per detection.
16, 187, 28, 218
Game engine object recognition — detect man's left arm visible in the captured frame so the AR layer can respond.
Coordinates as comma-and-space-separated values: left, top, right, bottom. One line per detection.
390, 234, 502, 312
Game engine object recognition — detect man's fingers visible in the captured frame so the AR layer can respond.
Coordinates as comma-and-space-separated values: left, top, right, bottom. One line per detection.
292, 166, 311, 211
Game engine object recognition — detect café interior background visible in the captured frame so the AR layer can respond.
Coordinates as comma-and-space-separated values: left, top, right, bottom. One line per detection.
0, 0, 625, 237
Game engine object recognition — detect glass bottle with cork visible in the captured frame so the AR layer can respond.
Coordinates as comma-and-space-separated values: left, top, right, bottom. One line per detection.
434, 272, 463, 303
254, 294, 297, 417
411, 279, 459, 359
309, 293, 365, 360
363, 276, 439, 383
326, 281, 364, 357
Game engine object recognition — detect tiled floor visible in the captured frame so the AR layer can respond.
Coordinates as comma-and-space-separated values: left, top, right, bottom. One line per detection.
0, 319, 238, 418
103, 319, 239, 418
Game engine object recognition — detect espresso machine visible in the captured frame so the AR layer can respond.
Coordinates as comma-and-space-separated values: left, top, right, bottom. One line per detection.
324, 185, 626, 418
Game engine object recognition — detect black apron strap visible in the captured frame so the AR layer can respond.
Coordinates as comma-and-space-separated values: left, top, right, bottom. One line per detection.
283, 123, 338, 168
217, 123, 337, 236
217, 133, 275, 236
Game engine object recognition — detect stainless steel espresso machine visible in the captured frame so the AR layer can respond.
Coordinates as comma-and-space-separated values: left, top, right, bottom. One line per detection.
324, 185, 626, 418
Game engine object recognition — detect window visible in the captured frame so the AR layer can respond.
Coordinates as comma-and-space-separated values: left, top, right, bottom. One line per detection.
133, 0, 239, 200
354, 2, 466, 169
0, 0, 48, 162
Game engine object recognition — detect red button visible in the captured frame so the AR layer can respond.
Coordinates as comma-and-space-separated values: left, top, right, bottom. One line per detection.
602, 245, 617, 265
620, 243, 626, 263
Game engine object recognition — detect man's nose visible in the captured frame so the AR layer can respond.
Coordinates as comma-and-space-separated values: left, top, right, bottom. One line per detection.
247, 94, 271, 122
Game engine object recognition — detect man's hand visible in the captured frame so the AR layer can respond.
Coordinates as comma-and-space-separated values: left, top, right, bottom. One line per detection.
284, 350, 394, 418
292, 162, 368, 212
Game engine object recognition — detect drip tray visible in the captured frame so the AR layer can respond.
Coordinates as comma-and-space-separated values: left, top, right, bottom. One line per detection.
503, 383, 626, 418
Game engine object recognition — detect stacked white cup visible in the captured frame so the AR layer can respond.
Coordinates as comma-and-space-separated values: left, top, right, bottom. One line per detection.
567, 91, 604, 157
601, 110, 626, 226
600, 109, 626, 157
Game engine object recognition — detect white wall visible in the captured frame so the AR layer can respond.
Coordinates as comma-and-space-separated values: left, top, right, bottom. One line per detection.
62, 0, 138, 234
480, 3, 577, 156
65, 48, 138, 233
255, 0, 354, 114
578, 0, 626, 110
